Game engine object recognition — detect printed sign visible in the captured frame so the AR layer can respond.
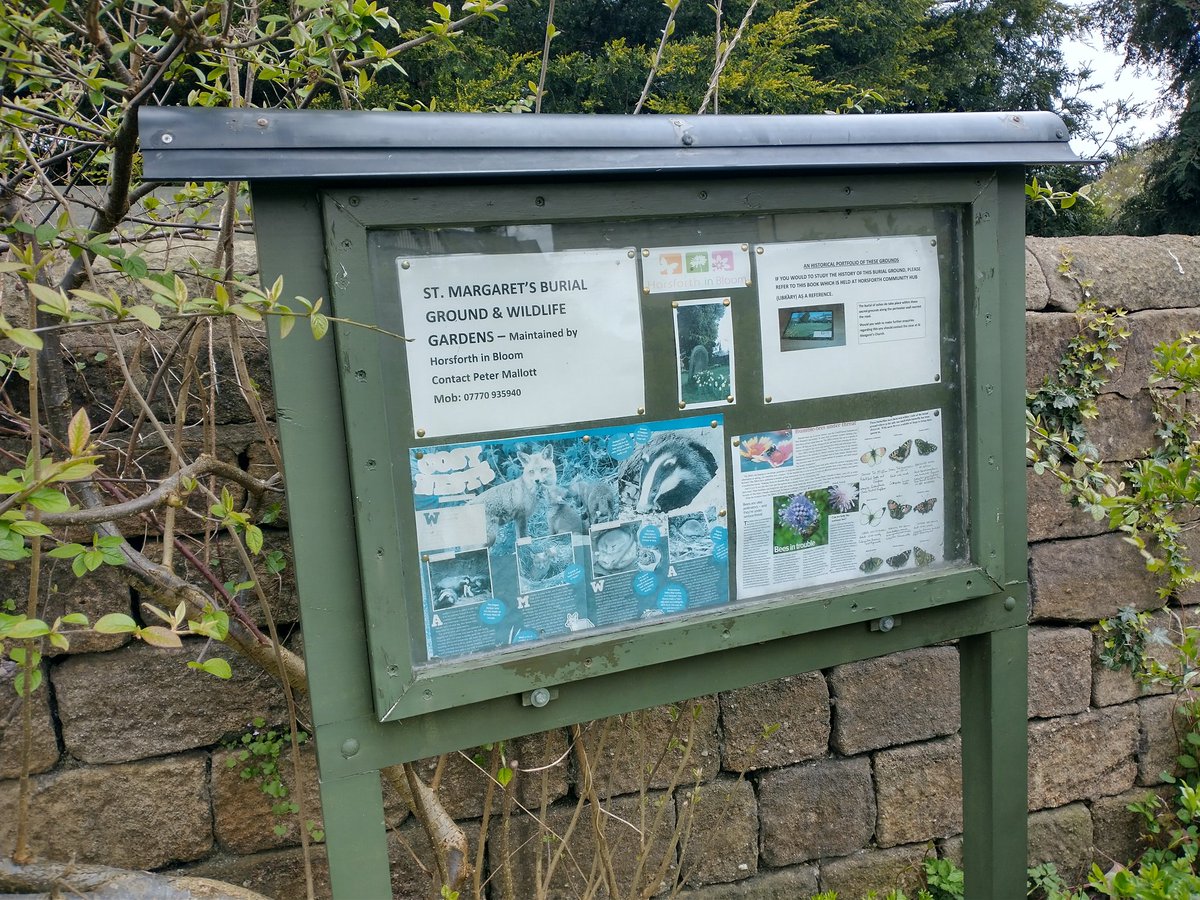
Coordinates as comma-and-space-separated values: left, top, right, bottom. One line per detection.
398, 248, 645, 438
733, 409, 945, 599
411, 417, 730, 660
642, 243, 752, 294
755, 235, 941, 402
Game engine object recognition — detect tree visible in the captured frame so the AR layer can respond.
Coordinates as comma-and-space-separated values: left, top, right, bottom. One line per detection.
1099, 0, 1200, 234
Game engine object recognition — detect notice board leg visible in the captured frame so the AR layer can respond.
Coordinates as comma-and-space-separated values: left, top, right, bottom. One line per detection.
960, 623, 1028, 899
321, 770, 391, 898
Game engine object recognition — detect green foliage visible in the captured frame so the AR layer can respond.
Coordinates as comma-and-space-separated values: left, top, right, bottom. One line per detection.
1026, 289, 1129, 455
224, 719, 321, 840
1029, 291, 1200, 900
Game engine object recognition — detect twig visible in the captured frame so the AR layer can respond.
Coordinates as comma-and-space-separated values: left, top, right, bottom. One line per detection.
697, 0, 759, 114
634, 0, 681, 114
534, 0, 556, 114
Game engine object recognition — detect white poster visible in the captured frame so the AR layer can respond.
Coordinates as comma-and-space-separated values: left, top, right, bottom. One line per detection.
642, 243, 752, 294
733, 409, 945, 600
398, 248, 645, 438
755, 235, 941, 402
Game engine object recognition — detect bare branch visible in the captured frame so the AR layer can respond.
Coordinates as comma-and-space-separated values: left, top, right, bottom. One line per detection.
33, 454, 280, 527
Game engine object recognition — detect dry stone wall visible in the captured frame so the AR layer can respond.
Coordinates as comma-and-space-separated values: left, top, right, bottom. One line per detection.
3, 235, 1200, 898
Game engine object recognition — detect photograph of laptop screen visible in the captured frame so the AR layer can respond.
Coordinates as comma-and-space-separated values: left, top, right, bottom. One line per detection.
781, 310, 835, 341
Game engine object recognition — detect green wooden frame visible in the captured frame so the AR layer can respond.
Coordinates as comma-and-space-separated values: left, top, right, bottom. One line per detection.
254, 167, 1029, 898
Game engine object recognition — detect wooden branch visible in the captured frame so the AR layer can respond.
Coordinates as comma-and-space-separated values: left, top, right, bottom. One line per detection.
34, 455, 279, 527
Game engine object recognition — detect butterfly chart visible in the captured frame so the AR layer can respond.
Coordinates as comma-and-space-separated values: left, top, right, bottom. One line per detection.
755, 235, 942, 403
732, 409, 945, 600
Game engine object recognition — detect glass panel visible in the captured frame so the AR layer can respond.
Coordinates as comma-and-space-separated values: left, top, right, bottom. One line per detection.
366, 208, 967, 667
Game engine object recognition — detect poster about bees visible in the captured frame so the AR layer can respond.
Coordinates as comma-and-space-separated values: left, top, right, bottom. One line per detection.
732, 409, 945, 600
411, 416, 730, 661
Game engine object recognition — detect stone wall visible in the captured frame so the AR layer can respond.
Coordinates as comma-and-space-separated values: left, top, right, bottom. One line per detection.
3, 234, 1200, 898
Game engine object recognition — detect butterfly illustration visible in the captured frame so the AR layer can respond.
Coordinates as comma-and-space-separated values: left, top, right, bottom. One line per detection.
915, 438, 938, 456
861, 447, 887, 466
914, 498, 937, 514
859, 557, 883, 574
862, 505, 883, 526
914, 546, 935, 567
886, 549, 911, 569
887, 499, 912, 520
889, 440, 912, 463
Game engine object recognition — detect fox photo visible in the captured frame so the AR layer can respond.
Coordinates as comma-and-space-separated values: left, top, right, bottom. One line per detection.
674, 299, 735, 407
410, 416, 731, 659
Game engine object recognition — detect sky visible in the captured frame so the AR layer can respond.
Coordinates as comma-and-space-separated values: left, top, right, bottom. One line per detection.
1061, 26, 1175, 156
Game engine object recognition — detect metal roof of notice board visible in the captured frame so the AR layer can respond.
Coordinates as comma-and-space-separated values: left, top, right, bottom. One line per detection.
139, 108, 1083, 182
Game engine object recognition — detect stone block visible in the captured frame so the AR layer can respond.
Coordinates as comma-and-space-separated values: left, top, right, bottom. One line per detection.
1030, 235, 1200, 314
817, 845, 929, 899
0, 753, 211, 869
410, 729, 570, 820
1028, 626, 1092, 718
758, 756, 875, 866
1138, 694, 1184, 786
1026, 248, 1051, 311
577, 698, 720, 799
1028, 706, 1138, 810
1092, 613, 1175, 708
1025, 237, 1085, 311
678, 865, 820, 899
1102, 309, 1200, 399
213, 744, 325, 855
1028, 802, 1094, 885
829, 647, 959, 754
1092, 786, 1171, 868
1088, 391, 1159, 462
178, 819, 477, 900
53, 639, 287, 764
875, 736, 962, 847
213, 743, 412, 857
676, 778, 757, 887
1030, 533, 1162, 623
492, 791, 678, 898
1026, 311, 1081, 392
719, 673, 830, 772
0, 664, 59, 778
1026, 466, 1112, 543
0, 560, 132, 656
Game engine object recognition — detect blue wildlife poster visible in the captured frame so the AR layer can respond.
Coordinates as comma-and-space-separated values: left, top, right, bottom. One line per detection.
410, 416, 730, 661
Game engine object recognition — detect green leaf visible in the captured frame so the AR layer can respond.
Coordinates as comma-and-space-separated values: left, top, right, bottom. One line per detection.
127, 305, 162, 328
188, 657, 233, 679
278, 314, 296, 340
4, 328, 43, 351
9, 519, 51, 537
138, 625, 183, 648
94, 612, 138, 634
27, 488, 71, 513
497, 766, 514, 787
246, 524, 264, 555
15, 668, 43, 696
67, 407, 91, 456
310, 313, 329, 340
60, 612, 89, 625
7, 618, 50, 638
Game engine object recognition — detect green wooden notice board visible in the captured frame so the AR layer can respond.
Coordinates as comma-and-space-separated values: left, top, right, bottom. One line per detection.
141, 108, 1083, 897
